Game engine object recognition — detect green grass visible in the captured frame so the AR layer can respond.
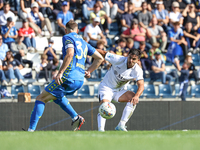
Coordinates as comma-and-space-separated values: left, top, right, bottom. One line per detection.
0, 131, 200, 150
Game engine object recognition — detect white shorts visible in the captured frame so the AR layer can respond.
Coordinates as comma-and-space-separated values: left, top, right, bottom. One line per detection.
98, 82, 127, 103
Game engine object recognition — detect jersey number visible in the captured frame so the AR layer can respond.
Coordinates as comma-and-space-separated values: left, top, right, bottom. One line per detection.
75, 41, 88, 60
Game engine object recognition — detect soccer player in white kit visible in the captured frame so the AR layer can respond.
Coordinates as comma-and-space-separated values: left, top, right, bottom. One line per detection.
97, 48, 144, 131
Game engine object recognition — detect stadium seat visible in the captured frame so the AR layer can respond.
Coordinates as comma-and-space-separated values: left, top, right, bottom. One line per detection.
100, 69, 108, 79
35, 37, 48, 53
175, 84, 180, 97
77, 85, 93, 98
143, 84, 159, 98
0, 85, 7, 90
191, 85, 200, 97
158, 84, 175, 98
87, 70, 101, 82
175, 84, 191, 98
93, 84, 99, 97
127, 84, 143, 98
11, 85, 25, 99
78, 22, 87, 35
109, 22, 119, 35
51, 36, 63, 52
192, 54, 200, 66
27, 85, 41, 99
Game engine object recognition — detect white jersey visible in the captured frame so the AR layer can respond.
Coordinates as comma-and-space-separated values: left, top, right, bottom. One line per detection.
101, 52, 143, 90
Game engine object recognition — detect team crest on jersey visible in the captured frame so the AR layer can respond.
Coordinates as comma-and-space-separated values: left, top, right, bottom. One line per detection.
107, 54, 114, 58
65, 40, 73, 45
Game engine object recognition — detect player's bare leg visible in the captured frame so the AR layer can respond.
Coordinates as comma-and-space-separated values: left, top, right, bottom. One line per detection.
97, 99, 110, 132
116, 91, 136, 131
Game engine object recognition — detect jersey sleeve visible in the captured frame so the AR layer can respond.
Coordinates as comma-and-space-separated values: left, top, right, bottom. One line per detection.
86, 42, 96, 56
136, 66, 144, 81
63, 36, 74, 51
105, 52, 124, 65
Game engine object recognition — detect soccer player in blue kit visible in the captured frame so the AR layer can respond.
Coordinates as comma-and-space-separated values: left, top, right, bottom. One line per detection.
27, 20, 104, 132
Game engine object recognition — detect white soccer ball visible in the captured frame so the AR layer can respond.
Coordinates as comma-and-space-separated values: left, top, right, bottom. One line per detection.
99, 102, 116, 119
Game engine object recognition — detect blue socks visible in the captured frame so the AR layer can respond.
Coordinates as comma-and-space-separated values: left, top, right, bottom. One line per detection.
54, 96, 78, 119
29, 100, 45, 131
29, 97, 78, 131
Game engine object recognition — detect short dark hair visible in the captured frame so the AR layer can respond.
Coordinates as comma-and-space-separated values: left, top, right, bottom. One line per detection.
128, 1, 133, 5
129, 49, 142, 59
4, 2, 10, 6
173, 21, 180, 26
53, 58, 59, 65
65, 20, 78, 30
142, 1, 147, 6
139, 41, 145, 45
118, 38, 126, 43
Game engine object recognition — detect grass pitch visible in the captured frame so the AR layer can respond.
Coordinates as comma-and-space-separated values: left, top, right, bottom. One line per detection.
0, 131, 200, 150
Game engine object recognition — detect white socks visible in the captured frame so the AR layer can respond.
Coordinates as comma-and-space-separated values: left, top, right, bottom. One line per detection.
118, 102, 136, 127
97, 113, 106, 131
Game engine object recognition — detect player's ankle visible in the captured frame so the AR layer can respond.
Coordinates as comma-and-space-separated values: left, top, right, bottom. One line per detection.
118, 120, 126, 127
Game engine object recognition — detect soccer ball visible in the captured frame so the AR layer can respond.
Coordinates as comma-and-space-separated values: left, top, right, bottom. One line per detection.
99, 102, 116, 119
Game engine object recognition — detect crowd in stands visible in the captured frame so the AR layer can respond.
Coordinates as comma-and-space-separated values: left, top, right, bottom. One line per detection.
1, 0, 200, 100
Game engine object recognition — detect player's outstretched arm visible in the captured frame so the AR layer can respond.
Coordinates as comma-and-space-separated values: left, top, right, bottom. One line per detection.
55, 48, 74, 85
86, 51, 104, 75
131, 79, 144, 105
96, 49, 107, 58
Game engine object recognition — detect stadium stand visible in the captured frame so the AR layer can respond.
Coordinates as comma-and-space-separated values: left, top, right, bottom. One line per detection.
1, 0, 200, 102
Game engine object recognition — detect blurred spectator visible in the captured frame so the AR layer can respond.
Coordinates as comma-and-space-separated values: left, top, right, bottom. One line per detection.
110, 38, 126, 55
167, 22, 188, 61
123, 38, 134, 56
57, 1, 73, 35
0, 60, 8, 85
174, 59, 189, 101
153, 1, 169, 32
84, 17, 107, 48
36, 54, 52, 82
82, 0, 96, 20
147, 0, 156, 12
182, 3, 200, 31
186, 53, 200, 84
0, 34, 9, 61
2, 51, 25, 85
193, 0, 200, 15
130, 0, 144, 13
177, 0, 187, 12
36, 0, 53, 18
97, 0, 110, 17
43, 38, 57, 62
11, 34, 33, 68
52, 0, 67, 19
52, 57, 63, 79
19, 0, 33, 19
147, 17, 167, 52
0, 2, 15, 27
120, 19, 146, 49
96, 40, 110, 69
138, 2, 152, 30
111, 0, 128, 19
150, 51, 172, 84
169, 1, 183, 27
1, 17, 18, 48
139, 41, 151, 71
27, 2, 53, 36
163, 0, 173, 11
0, 0, 3, 10
90, 3, 111, 33
183, 22, 200, 53
120, 2, 135, 32
18, 19, 36, 50
149, 42, 166, 63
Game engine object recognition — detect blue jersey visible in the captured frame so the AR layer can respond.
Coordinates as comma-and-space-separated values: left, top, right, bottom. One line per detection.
62, 32, 96, 81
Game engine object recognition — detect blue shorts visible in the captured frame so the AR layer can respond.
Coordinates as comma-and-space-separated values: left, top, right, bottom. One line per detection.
45, 78, 83, 99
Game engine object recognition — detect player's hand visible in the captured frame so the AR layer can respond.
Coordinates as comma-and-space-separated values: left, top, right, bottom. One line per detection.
85, 71, 91, 78
55, 73, 63, 85
130, 95, 139, 105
